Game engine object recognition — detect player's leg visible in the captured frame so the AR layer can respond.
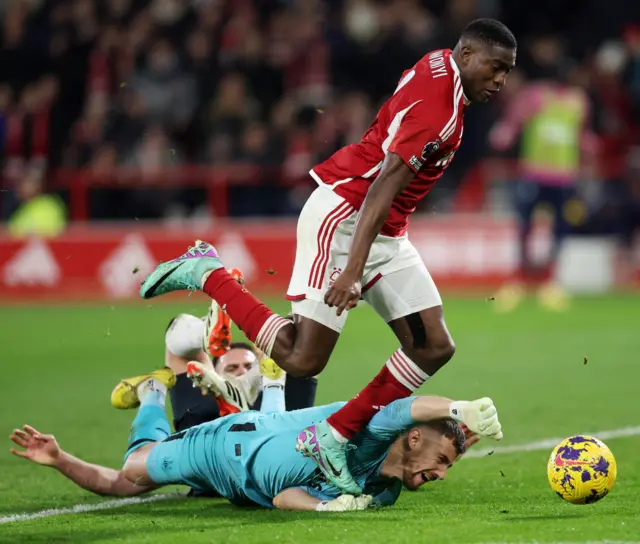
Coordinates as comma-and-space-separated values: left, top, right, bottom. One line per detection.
120, 378, 173, 486
163, 313, 222, 431
139, 189, 353, 377
296, 258, 450, 495
284, 375, 318, 410
494, 179, 538, 312
144, 267, 341, 380
514, 179, 539, 277
536, 184, 573, 311
546, 184, 574, 262
320, 265, 448, 439
258, 357, 287, 413
252, 372, 319, 411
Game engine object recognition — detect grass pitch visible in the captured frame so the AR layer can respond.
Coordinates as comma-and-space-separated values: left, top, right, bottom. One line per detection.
1, 294, 639, 543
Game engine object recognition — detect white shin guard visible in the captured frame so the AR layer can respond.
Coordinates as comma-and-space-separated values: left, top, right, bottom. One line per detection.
165, 314, 205, 359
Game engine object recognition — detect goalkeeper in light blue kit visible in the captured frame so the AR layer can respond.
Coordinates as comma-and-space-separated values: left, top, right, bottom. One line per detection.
10, 362, 502, 511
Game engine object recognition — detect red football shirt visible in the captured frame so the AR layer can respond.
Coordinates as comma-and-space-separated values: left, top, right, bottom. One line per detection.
310, 49, 467, 237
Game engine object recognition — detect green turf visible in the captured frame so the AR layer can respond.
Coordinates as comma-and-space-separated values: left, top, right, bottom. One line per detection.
1, 294, 638, 543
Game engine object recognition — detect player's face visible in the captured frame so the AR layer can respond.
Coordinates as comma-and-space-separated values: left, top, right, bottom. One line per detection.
216, 348, 256, 378
460, 43, 516, 103
402, 429, 456, 491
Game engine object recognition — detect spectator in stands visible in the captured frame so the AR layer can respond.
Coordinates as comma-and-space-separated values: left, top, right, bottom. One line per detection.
7, 170, 66, 239
490, 35, 597, 312
623, 25, 640, 123
620, 146, 640, 256
2, 77, 58, 217
0, 84, 11, 155
1, 0, 637, 226
130, 39, 197, 132
206, 72, 259, 152
120, 125, 184, 220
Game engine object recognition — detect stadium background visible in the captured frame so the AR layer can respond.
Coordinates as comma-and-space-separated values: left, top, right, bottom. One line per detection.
1, 1, 640, 543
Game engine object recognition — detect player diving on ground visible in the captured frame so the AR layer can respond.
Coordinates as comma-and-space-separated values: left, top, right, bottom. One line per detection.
10, 373, 501, 511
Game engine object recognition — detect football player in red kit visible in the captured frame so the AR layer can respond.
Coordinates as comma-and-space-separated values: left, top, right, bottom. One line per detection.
140, 18, 516, 495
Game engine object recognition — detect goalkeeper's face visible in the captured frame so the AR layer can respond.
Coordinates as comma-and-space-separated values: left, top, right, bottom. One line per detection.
216, 347, 257, 378
401, 427, 456, 491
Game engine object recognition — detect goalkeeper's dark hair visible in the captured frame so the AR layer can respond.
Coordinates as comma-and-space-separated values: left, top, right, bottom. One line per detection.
212, 342, 258, 367
461, 18, 517, 51
229, 341, 257, 353
422, 418, 467, 456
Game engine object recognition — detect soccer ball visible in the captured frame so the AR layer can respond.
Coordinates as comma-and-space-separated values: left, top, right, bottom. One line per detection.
547, 435, 617, 504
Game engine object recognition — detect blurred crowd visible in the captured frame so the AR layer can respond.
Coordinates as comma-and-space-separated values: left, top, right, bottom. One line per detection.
0, 0, 639, 227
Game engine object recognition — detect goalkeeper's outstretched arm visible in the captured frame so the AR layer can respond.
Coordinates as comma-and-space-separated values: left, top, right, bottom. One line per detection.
9, 425, 154, 497
273, 487, 371, 512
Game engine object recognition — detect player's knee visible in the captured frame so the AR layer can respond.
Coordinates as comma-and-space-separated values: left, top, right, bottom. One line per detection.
429, 334, 456, 365
406, 332, 455, 372
283, 351, 328, 378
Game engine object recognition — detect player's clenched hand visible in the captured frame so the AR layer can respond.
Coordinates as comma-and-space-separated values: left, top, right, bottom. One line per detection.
10, 425, 61, 467
324, 270, 361, 316
449, 398, 503, 441
316, 494, 373, 512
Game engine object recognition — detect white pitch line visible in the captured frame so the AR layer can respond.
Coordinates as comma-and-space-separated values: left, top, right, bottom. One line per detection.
479, 541, 640, 544
0, 492, 182, 524
464, 426, 640, 459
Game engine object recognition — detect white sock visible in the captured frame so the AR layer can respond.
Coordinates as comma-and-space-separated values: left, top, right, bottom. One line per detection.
329, 423, 349, 444
137, 379, 167, 408
165, 314, 205, 359
260, 382, 286, 413
254, 315, 292, 357
385, 349, 430, 392
262, 374, 286, 388
201, 270, 213, 288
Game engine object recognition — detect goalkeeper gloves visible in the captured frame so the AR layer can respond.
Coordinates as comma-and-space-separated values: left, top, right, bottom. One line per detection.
449, 397, 503, 440
315, 494, 372, 512
187, 361, 251, 416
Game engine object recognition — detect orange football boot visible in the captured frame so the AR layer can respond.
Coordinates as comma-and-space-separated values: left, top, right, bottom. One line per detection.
203, 268, 244, 358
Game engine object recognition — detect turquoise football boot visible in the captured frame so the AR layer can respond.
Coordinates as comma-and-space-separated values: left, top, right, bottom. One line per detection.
296, 420, 362, 495
140, 240, 223, 299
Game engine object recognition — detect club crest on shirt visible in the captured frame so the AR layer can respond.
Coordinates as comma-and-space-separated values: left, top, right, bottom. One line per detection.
421, 139, 441, 161
328, 267, 342, 286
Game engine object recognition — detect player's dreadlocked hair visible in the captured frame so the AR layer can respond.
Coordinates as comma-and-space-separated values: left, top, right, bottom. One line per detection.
461, 18, 517, 50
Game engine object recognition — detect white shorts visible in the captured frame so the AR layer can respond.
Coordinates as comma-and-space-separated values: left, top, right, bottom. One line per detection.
286, 187, 442, 332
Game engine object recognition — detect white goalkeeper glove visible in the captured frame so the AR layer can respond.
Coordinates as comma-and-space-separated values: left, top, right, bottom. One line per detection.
315, 494, 372, 512
187, 361, 251, 415
449, 397, 503, 440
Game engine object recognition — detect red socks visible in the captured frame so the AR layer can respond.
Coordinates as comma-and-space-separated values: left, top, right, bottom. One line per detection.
203, 269, 429, 438
203, 269, 290, 355
327, 349, 429, 439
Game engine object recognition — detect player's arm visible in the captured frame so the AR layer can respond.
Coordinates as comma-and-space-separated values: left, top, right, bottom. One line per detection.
273, 487, 372, 512
325, 153, 414, 315
414, 396, 502, 440
325, 99, 444, 316
344, 152, 415, 273
324, 157, 415, 315
368, 396, 503, 441
10, 425, 154, 497
55, 452, 155, 496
